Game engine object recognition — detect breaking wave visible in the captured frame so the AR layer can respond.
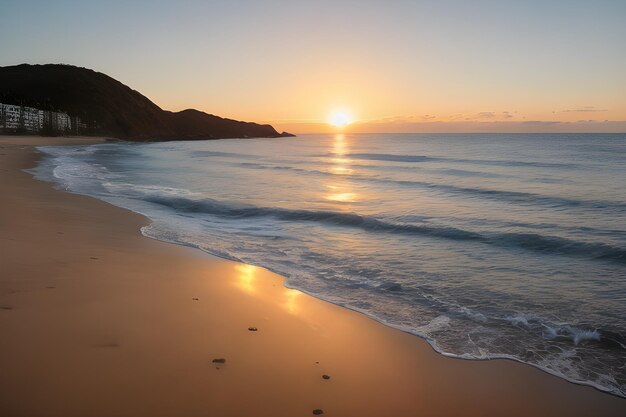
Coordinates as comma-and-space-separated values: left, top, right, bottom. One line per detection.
140, 193, 626, 264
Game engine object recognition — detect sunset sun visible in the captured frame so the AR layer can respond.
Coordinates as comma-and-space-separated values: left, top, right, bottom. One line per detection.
328, 111, 352, 128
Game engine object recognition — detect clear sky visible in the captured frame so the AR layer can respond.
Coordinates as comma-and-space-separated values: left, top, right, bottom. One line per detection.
1, 0, 625, 133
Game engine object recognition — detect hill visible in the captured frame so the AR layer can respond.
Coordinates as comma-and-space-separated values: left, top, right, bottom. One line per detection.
0, 64, 292, 140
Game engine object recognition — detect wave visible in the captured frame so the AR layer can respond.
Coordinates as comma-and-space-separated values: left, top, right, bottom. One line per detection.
345, 153, 435, 163
235, 162, 626, 211
143, 194, 480, 238
376, 178, 626, 210
336, 152, 578, 169
139, 193, 626, 264
547, 326, 601, 345
501, 313, 626, 350
191, 150, 257, 159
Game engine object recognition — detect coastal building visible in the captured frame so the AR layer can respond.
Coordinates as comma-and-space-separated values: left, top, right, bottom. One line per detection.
22, 106, 45, 131
73, 116, 87, 133
0, 103, 23, 130
0, 102, 82, 135
44, 110, 72, 133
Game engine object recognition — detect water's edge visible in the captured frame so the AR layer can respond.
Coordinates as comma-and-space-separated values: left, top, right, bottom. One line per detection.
139, 223, 624, 400
26, 145, 624, 400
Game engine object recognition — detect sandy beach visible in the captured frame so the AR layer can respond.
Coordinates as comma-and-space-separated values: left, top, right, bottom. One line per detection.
0, 136, 624, 417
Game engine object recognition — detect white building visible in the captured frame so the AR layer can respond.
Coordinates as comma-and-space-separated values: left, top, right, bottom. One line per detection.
0, 103, 23, 129
0, 102, 81, 134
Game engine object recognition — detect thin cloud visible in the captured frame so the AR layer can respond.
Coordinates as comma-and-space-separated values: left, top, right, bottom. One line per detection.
562, 106, 607, 113
363, 114, 438, 124
521, 121, 561, 125
470, 111, 514, 120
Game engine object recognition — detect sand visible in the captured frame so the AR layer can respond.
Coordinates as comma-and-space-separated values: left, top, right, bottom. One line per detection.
0, 136, 624, 417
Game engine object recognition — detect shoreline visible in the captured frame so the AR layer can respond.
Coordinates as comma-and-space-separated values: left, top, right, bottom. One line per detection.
141, 226, 625, 401
33, 136, 625, 400
1, 136, 624, 416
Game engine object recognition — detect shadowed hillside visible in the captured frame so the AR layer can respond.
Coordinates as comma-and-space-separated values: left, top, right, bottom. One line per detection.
0, 64, 292, 140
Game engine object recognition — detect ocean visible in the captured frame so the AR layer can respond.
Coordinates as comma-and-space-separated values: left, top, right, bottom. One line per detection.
33, 133, 626, 397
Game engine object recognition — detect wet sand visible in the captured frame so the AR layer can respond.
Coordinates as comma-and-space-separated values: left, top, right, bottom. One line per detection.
0, 136, 624, 417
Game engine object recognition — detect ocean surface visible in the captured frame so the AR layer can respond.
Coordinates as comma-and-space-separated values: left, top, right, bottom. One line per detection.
34, 133, 626, 397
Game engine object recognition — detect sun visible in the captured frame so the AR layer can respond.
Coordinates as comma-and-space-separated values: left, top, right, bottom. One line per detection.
328, 111, 352, 128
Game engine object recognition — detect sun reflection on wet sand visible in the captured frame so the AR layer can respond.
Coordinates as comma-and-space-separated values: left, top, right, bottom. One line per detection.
235, 264, 257, 294
283, 288, 301, 315
234, 263, 304, 315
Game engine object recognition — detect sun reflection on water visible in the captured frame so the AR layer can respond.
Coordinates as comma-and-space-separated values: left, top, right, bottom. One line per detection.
324, 133, 359, 206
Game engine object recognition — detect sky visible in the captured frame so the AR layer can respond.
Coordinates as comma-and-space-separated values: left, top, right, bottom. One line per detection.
1, 0, 625, 133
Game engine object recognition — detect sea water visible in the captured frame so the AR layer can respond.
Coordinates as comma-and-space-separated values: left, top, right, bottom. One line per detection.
33, 133, 626, 397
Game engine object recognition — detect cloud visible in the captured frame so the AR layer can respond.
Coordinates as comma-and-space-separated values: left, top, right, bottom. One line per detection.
521, 120, 562, 126
469, 111, 515, 120
562, 106, 607, 113
444, 113, 465, 121
364, 114, 438, 124
364, 111, 517, 125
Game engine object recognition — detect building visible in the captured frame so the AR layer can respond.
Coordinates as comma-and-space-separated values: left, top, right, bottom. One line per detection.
44, 110, 72, 133
0, 102, 83, 135
0, 103, 23, 130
